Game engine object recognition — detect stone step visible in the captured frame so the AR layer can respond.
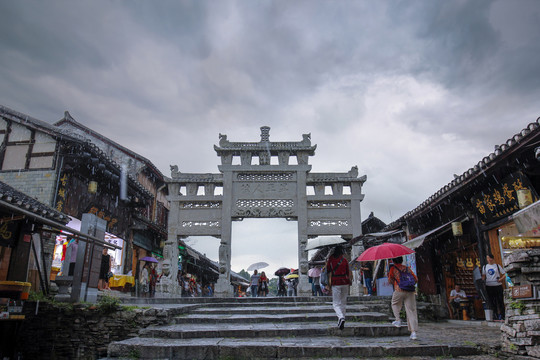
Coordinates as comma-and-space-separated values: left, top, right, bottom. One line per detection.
188, 300, 391, 308
173, 311, 389, 324
191, 304, 372, 315
107, 334, 484, 359
139, 321, 409, 339
119, 295, 392, 305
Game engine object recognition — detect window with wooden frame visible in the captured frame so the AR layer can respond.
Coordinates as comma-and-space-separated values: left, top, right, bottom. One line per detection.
0, 121, 57, 170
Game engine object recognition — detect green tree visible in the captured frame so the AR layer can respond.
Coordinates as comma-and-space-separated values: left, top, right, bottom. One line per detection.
268, 277, 278, 295
238, 269, 250, 281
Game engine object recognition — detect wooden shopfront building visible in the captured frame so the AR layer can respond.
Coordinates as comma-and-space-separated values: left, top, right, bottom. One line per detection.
384, 118, 540, 319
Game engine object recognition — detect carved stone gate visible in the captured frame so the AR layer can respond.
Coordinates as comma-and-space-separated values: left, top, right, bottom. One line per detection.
166, 127, 366, 297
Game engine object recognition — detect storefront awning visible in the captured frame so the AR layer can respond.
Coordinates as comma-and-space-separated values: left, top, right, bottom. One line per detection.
404, 216, 468, 250
364, 230, 404, 238
512, 200, 540, 234
186, 248, 200, 260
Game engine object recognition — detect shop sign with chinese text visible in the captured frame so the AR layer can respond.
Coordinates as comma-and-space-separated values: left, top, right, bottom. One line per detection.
512, 284, 535, 299
471, 172, 538, 224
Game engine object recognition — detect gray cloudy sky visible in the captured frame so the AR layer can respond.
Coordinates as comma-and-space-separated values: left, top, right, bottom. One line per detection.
1, 1, 539, 274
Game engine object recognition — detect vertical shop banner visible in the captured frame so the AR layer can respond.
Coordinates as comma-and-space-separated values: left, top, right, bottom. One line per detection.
56, 172, 68, 212
471, 172, 538, 224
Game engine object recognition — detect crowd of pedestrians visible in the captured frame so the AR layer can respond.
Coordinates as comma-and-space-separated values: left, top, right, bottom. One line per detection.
179, 272, 214, 297
138, 263, 214, 298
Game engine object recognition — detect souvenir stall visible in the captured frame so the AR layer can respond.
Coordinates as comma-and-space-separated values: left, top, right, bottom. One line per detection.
51, 217, 128, 290
435, 221, 484, 320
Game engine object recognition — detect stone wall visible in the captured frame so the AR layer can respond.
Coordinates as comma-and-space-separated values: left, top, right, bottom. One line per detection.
0, 170, 57, 205
14, 300, 189, 359
502, 248, 540, 358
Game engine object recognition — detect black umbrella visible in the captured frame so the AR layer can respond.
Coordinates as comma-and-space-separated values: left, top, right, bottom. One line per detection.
274, 267, 290, 276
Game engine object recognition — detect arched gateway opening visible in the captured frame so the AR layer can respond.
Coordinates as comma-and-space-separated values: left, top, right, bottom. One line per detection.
165, 127, 366, 297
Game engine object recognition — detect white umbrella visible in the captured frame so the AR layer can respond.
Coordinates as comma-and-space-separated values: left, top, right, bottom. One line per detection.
305, 236, 347, 251
247, 262, 269, 271
308, 267, 322, 277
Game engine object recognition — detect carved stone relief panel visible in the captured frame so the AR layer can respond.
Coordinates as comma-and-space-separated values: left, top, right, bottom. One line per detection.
180, 201, 221, 209
308, 201, 350, 208
258, 151, 270, 165
332, 183, 344, 195
204, 183, 216, 196
278, 151, 290, 165
297, 152, 309, 164
237, 172, 294, 181
309, 220, 350, 227
186, 183, 198, 196
314, 184, 325, 195
233, 199, 295, 218
221, 154, 232, 165
240, 152, 252, 165
236, 182, 295, 199
182, 221, 220, 228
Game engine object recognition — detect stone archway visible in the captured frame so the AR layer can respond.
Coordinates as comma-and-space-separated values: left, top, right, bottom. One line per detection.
166, 127, 366, 297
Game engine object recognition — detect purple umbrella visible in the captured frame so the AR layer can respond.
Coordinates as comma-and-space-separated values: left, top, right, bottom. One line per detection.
140, 256, 158, 263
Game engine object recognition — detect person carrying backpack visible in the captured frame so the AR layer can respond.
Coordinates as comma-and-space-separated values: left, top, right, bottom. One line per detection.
388, 256, 418, 340
326, 246, 351, 330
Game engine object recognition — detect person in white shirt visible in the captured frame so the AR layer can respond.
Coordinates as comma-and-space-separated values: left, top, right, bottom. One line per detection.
286, 279, 295, 297
449, 284, 472, 319
250, 270, 261, 297
482, 253, 506, 320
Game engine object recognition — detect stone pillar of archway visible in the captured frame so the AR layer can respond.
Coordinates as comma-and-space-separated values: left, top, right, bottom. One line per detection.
158, 182, 181, 297
215, 171, 233, 298
349, 181, 364, 296
297, 168, 311, 296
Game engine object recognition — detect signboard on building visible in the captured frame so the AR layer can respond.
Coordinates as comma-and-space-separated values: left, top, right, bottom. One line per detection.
512, 284, 535, 299
471, 172, 538, 225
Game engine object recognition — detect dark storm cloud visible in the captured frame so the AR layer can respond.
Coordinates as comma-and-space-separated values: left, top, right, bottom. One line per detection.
122, 1, 212, 59
0, 1, 539, 220
390, 0, 502, 84
1, 0, 539, 270
0, 2, 115, 73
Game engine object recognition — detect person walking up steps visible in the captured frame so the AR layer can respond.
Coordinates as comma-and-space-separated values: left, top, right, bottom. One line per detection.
388, 256, 419, 340
326, 246, 351, 330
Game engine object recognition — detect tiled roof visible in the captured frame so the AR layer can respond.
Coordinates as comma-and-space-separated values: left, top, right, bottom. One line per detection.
386, 117, 540, 229
0, 181, 69, 224
55, 111, 166, 181
0, 105, 153, 200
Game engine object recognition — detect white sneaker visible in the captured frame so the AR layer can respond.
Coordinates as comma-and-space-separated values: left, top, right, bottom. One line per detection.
392, 320, 402, 327
410, 331, 417, 340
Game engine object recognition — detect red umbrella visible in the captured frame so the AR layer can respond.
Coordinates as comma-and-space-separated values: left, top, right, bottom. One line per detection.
356, 243, 414, 262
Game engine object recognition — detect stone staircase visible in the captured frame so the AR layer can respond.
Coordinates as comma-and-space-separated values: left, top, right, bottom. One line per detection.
105, 296, 492, 359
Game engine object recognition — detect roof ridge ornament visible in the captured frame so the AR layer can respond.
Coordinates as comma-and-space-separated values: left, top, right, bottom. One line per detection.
214, 127, 316, 155
260, 126, 270, 142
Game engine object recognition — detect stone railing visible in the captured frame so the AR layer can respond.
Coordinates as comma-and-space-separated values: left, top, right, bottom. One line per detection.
502, 248, 540, 358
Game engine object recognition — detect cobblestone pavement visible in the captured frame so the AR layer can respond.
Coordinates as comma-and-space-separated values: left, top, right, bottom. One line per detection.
280, 320, 505, 359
